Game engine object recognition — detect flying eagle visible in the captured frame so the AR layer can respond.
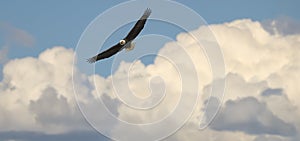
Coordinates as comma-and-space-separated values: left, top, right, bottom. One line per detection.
87, 8, 152, 63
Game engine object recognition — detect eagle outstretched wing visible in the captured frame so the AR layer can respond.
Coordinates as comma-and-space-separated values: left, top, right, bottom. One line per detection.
87, 43, 123, 63
87, 8, 151, 63
125, 8, 151, 41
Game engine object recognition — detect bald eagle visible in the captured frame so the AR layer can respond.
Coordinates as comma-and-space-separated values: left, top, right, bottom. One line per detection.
87, 8, 152, 63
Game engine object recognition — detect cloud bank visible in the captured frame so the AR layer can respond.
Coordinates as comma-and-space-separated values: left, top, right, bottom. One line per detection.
0, 18, 299, 140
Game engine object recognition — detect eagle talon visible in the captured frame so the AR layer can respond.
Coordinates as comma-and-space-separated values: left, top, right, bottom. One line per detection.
126, 42, 135, 51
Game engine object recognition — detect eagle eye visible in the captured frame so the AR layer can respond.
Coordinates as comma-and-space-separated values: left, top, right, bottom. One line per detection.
120, 40, 126, 45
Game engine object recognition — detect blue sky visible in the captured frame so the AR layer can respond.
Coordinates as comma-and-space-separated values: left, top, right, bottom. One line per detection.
1, 0, 299, 58
1, 0, 299, 77
1, 1, 300, 141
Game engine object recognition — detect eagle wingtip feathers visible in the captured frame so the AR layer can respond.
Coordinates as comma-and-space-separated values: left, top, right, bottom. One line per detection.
87, 57, 96, 63
142, 8, 152, 19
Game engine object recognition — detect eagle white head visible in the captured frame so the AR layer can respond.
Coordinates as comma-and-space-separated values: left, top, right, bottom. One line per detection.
119, 39, 126, 45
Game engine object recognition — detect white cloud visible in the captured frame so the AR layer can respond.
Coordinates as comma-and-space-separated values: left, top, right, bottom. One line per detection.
0, 18, 300, 141
172, 19, 300, 141
0, 47, 93, 133
105, 19, 300, 140
262, 16, 300, 35
254, 135, 290, 141
29, 87, 82, 129
0, 46, 120, 134
210, 97, 296, 136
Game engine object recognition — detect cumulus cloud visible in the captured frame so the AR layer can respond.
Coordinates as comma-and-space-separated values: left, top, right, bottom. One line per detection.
261, 88, 283, 97
254, 135, 290, 141
29, 87, 80, 127
0, 130, 110, 141
261, 16, 300, 35
0, 17, 300, 141
210, 97, 296, 136
0, 47, 76, 133
170, 19, 300, 141
107, 18, 300, 140
0, 47, 118, 135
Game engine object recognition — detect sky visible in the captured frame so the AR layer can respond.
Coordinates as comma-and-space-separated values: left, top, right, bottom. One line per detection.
0, 0, 299, 61
0, 0, 300, 141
